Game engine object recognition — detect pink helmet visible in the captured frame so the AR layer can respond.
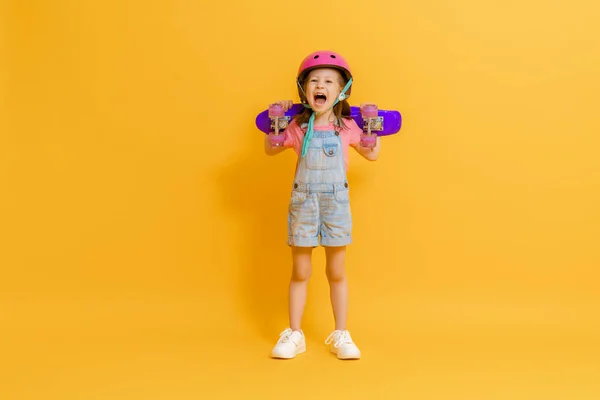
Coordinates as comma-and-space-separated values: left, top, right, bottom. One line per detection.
296, 50, 353, 102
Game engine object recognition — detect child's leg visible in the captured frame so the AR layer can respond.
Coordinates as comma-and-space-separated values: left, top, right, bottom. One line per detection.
289, 246, 313, 331
325, 246, 347, 331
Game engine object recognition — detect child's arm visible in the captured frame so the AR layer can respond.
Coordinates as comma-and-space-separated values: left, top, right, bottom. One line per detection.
354, 137, 381, 161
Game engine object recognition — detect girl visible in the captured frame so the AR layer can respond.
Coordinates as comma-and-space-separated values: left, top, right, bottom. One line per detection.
264, 50, 380, 360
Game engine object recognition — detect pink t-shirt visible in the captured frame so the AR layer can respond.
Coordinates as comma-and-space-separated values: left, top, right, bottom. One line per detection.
283, 118, 363, 171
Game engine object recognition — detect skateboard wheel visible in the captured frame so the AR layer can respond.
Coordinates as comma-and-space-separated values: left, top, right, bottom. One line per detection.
268, 104, 285, 118
361, 104, 378, 118
360, 134, 377, 148
269, 134, 286, 147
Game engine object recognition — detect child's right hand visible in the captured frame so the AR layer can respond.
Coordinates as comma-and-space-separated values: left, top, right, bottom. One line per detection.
273, 100, 293, 111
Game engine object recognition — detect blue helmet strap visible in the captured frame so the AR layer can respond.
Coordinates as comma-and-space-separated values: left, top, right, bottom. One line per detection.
299, 78, 353, 158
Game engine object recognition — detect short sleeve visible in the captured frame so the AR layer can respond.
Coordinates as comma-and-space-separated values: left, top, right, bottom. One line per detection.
283, 126, 296, 148
346, 118, 363, 147
282, 120, 304, 153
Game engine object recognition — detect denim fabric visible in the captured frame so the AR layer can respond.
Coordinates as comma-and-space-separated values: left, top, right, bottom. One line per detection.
287, 130, 352, 247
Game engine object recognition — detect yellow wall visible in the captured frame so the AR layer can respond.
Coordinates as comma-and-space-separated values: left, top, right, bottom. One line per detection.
2, 1, 599, 399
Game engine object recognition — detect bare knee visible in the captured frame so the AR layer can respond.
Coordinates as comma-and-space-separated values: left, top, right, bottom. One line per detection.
291, 246, 312, 282
325, 246, 346, 282
326, 265, 346, 283
292, 264, 312, 282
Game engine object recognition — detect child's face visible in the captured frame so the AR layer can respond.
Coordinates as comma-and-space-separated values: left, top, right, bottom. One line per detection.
304, 68, 344, 114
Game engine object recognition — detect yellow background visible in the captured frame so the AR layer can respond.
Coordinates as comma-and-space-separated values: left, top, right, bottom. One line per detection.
2, 0, 599, 399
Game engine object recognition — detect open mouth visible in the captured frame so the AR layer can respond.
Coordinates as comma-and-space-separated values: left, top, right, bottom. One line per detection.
313, 94, 327, 106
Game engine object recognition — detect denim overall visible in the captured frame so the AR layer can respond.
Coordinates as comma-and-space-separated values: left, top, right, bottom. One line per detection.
288, 128, 352, 247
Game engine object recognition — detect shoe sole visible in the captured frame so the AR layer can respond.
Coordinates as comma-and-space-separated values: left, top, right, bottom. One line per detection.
330, 348, 361, 360
336, 354, 361, 360
271, 344, 306, 359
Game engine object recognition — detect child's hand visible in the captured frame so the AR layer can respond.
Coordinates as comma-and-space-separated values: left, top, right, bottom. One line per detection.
273, 100, 293, 111
359, 103, 377, 111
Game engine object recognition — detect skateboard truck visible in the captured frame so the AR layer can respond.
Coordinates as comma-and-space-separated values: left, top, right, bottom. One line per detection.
360, 104, 381, 148
268, 103, 289, 147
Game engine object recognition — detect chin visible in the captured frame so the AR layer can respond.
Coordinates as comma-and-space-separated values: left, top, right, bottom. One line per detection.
310, 103, 334, 114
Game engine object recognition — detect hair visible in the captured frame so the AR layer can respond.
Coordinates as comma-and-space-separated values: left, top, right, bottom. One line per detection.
294, 67, 353, 130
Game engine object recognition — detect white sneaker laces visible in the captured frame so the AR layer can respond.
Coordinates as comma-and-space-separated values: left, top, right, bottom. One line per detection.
325, 330, 353, 348
278, 328, 293, 343
278, 328, 302, 344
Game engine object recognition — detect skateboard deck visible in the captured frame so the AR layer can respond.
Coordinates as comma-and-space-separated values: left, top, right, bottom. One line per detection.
255, 104, 402, 136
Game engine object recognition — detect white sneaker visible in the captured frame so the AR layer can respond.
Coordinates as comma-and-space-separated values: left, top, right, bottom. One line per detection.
271, 328, 306, 359
325, 330, 361, 360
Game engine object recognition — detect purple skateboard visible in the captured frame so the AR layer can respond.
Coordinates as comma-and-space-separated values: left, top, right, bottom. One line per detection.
255, 103, 402, 137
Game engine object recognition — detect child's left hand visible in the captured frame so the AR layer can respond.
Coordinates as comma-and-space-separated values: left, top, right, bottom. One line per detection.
273, 100, 294, 111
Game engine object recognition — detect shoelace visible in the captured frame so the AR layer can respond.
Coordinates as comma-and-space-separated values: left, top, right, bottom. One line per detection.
278, 328, 293, 343
324, 330, 353, 348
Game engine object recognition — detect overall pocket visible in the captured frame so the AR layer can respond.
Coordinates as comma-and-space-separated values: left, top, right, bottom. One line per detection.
306, 142, 339, 170
290, 189, 308, 205
334, 187, 350, 204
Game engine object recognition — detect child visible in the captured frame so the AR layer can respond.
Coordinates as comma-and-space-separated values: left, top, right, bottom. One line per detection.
264, 50, 381, 360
